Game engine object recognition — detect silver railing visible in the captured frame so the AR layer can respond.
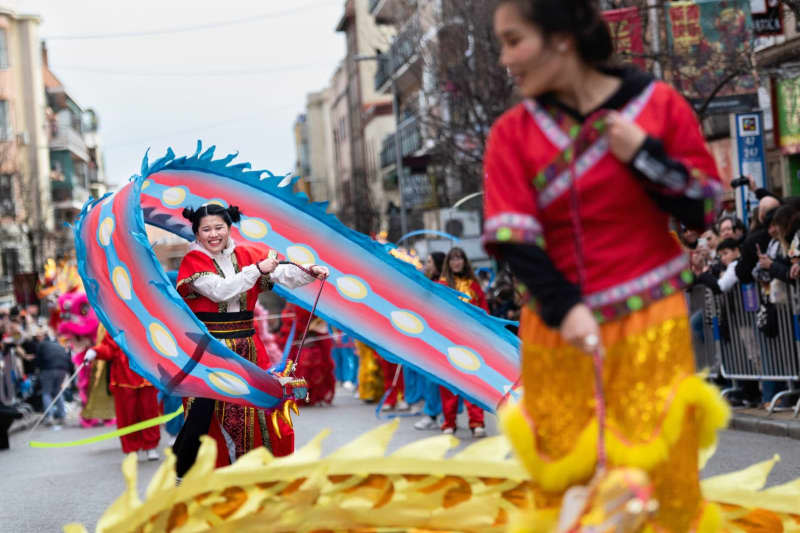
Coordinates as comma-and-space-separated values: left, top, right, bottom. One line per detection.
693, 280, 800, 416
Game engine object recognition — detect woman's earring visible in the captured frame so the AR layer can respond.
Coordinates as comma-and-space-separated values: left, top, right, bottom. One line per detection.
558, 42, 568, 52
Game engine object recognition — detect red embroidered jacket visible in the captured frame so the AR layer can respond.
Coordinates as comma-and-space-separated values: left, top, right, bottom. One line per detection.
176, 245, 272, 315
482, 80, 721, 322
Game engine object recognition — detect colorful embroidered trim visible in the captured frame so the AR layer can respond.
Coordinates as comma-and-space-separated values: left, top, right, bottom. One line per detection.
211, 258, 228, 314
175, 271, 214, 296
482, 212, 545, 248
259, 274, 274, 291
202, 317, 256, 339
523, 99, 571, 150
230, 252, 249, 312
586, 257, 694, 324
533, 83, 656, 210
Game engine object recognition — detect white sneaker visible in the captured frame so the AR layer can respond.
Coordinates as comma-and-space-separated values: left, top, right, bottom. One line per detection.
442, 427, 455, 435
413, 416, 438, 430
51, 424, 62, 431
147, 448, 159, 461
137, 450, 147, 462
380, 403, 393, 412
395, 400, 410, 411
471, 426, 487, 438
342, 381, 355, 391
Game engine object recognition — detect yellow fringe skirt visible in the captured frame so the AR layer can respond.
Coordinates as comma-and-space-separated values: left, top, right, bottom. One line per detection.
356, 340, 385, 403
500, 293, 731, 532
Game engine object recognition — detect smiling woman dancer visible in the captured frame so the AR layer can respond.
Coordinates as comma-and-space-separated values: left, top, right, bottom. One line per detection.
483, 0, 730, 530
172, 204, 328, 480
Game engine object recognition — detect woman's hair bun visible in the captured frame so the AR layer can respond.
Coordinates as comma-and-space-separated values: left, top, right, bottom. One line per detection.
226, 205, 242, 224
499, 0, 613, 66
182, 207, 197, 222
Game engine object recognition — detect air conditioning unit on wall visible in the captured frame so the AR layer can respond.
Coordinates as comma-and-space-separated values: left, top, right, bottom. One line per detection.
438, 209, 480, 239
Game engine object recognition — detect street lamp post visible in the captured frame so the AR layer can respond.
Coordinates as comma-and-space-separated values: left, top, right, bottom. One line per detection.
355, 49, 408, 240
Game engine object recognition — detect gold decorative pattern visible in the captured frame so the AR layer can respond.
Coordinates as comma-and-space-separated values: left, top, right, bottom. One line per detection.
212, 259, 227, 313
246, 407, 255, 456
229, 252, 248, 312
185, 397, 195, 416
246, 337, 257, 364
63, 422, 800, 533
648, 409, 701, 533
257, 409, 271, 455
453, 277, 477, 303
176, 272, 214, 294
258, 274, 273, 291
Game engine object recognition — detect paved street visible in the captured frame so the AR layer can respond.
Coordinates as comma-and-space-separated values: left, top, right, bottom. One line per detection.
2, 387, 799, 533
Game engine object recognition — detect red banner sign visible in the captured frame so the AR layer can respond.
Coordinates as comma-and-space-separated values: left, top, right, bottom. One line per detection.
603, 7, 646, 68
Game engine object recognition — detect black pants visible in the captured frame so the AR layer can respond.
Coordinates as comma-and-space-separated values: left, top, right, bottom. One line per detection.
172, 398, 215, 477
0, 404, 22, 450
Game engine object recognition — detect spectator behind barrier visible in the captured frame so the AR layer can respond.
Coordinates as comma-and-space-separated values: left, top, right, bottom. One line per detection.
695, 238, 740, 294
756, 203, 797, 286
775, 197, 800, 280
717, 216, 746, 243
735, 196, 781, 284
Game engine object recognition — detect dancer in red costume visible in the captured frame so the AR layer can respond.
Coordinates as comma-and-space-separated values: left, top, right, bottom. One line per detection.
275, 303, 336, 406
483, 1, 728, 528
172, 204, 328, 479
85, 327, 160, 460
437, 247, 488, 437
56, 291, 105, 428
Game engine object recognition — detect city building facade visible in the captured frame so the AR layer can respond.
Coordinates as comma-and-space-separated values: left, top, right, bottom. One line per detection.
0, 6, 52, 303
335, 0, 396, 234
43, 44, 106, 259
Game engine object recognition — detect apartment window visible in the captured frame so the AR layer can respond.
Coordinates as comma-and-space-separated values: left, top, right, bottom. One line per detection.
0, 101, 9, 140
0, 29, 8, 69
0, 174, 13, 217
1, 248, 19, 279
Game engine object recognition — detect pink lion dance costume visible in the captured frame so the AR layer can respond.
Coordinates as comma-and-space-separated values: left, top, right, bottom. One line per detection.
57, 291, 101, 427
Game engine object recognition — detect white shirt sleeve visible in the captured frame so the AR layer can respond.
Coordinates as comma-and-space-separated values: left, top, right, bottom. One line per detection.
271, 264, 316, 289
192, 264, 261, 303
718, 260, 739, 292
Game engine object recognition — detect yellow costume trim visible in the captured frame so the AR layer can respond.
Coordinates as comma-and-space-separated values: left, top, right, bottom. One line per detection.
695, 502, 722, 533
356, 340, 385, 402
499, 374, 731, 493
62, 422, 799, 533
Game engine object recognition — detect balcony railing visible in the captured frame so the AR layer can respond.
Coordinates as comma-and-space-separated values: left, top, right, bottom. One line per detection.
49, 125, 89, 162
380, 116, 423, 169
52, 180, 90, 206
373, 18, 420, 91
374, 53, 393, 93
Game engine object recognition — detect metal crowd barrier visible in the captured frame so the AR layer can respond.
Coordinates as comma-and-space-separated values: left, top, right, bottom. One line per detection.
696, 280, 800, 416
689, 286, 720, 379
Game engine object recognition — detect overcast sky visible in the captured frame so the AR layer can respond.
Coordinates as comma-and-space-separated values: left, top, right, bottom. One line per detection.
15, 0, 346, 185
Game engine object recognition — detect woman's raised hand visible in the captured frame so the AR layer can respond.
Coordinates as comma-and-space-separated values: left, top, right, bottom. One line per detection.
310, 265, 329, 279
258, 257, 279, 274
607, 111, 647, 164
